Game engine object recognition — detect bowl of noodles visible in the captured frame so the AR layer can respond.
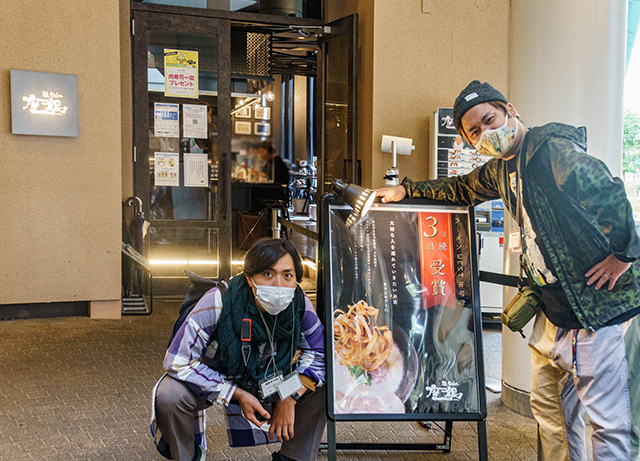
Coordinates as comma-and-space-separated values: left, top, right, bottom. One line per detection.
333, 300, 418, 414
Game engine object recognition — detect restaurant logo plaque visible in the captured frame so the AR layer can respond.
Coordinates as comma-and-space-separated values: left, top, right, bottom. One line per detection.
11, 70, 79, 137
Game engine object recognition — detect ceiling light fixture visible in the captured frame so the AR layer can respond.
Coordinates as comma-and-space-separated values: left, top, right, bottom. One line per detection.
231, 96, 260, 116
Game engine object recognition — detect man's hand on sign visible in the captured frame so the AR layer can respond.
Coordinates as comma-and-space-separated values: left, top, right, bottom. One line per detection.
585, 254, 632, 291
376, 185, 406, 203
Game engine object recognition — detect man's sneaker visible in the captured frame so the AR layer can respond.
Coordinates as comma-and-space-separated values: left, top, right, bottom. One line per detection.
192, 445, 206, 461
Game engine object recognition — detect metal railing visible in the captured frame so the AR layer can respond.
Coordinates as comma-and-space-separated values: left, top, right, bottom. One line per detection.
271, 208, 319, 241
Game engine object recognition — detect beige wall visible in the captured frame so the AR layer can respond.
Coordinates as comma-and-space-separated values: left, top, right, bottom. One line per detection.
121, 0, 134, 201
328, 0, 510, 188
0, 0, 123, 311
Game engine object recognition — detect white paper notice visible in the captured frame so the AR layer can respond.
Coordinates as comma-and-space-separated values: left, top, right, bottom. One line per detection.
154, 103, 180, 138
184, 153, 208, 187
182, 104, 208, 139
154, 152, 180, 186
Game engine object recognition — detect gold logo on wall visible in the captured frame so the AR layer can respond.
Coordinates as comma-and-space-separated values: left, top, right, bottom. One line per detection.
22, 91, 68, 116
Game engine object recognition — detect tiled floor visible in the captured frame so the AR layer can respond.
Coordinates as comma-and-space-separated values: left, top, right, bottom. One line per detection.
0, 300, 543, 461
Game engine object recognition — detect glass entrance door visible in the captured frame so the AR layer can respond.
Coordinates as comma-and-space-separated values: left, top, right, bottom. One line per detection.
317, 14, 359, 195
132, 11, 232, 287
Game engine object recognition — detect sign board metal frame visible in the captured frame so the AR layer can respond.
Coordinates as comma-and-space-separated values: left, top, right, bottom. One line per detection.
319, 194, 487, 460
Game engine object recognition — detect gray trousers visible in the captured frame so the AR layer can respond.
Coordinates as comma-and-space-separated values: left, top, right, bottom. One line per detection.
529, 312, 632, 460
560, 317, 640, 461
155, 375, 327, 461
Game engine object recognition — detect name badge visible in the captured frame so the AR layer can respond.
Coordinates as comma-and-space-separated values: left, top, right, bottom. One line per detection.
277, 372, 303, 400
508, 227, 523, 254
259, 372, 283, 398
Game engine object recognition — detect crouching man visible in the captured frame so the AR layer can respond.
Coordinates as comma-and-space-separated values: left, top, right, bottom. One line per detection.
151, 238, 326, 461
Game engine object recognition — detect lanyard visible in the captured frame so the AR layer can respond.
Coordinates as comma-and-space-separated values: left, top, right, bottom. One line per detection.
505, 143, 524, 229
255, 297, 297, 376
506, 142, 526, 283
257, 307, 279, 376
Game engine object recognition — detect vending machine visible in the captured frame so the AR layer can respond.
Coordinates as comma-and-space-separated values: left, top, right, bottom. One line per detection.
431, 107, 503, 315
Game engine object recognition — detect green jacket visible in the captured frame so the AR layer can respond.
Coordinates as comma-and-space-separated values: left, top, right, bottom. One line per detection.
403, 122, 640, 330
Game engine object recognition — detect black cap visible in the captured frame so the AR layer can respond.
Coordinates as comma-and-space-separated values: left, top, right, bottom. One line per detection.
452, 80, 508, 132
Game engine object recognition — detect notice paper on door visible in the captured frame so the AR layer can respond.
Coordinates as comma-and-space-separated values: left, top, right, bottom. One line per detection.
154, 152, 180, 187
154, 103, 180, 138
164, 49, 198, 98
182, 104, 208, 139
184, 153, 208, 187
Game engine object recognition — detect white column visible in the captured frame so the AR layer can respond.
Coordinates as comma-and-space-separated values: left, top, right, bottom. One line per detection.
502, 0, 628, 414
509, 0, 627, 175
501, 216, 536, 416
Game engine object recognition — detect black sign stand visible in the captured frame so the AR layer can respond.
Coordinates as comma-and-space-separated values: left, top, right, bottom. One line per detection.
319, 195, 488, 460
321, 419, 457, 456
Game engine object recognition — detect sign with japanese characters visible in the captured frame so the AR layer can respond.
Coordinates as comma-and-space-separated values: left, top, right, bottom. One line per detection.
323, 199, 484, 420
154, 152, 180, 187
164, 49, 198, 98
184, 153, 208, 187
182, 104, 208, 139
154, 103, 180, 138
10, 70, 79, 137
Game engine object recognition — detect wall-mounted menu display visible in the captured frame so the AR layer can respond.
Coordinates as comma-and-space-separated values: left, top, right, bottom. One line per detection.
433, 108, 490, 179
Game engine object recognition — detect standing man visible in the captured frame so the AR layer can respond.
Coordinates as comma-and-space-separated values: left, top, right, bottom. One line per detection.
257, 141, 290, 186
377, 80, 640, 460
151, 238, 326, 461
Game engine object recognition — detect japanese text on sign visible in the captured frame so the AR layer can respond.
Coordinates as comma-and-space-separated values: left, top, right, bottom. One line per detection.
164, 49, 198, 98
419, 212, 455, 309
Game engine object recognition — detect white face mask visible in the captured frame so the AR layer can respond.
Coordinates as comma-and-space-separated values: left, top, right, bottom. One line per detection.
252, 278, 295, 315
474, 114, 518, 158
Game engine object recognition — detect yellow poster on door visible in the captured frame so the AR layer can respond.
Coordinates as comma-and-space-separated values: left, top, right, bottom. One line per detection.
164, 49, 198, 98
